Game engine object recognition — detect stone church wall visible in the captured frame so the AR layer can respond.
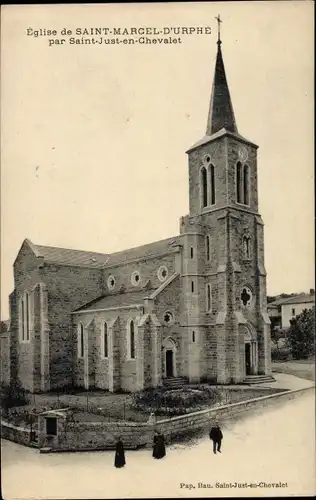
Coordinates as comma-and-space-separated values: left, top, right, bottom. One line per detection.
43, 263, 104, 389
102, 253, 176, 294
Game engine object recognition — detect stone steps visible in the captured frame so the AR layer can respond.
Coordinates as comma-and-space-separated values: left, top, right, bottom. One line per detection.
243, 375, 276, 385
163, 377, 188, 389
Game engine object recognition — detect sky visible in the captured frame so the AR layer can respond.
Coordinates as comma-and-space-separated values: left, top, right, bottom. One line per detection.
1, 1, 314, 319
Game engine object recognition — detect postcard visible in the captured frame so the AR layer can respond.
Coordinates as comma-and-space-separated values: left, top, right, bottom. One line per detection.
1, 2, 315, 499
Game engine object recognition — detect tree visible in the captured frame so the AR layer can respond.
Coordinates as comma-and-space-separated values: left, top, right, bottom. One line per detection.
286, 307, 315, 360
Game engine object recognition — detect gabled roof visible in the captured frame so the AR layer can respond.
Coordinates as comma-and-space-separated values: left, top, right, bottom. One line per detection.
18, 236, 181, 270
17, 239, 109, 268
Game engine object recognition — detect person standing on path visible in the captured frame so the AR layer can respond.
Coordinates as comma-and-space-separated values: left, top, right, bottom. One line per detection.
209, 420, 223, 454
152, 429, 166, 459
114, 436, 126, 468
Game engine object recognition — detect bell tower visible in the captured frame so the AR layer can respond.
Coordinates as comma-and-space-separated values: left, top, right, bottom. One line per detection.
181, 16, 272, 384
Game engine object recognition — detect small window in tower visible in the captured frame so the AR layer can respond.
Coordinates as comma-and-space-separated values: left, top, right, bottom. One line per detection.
190, 247, 194, 259
243, 164, 249, 205
236, 162, 242, 203
201, 167, 208, 208
206, 284, 212, 312
210, 164, 216, 205
191, 281, 194, 293
292, 308, 296, 316
206, 235, 210, 261
192, 331, 196, 343
243, 236, 251, 260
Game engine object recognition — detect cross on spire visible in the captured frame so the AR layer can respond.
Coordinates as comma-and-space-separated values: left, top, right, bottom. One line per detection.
215, 14, 222, 43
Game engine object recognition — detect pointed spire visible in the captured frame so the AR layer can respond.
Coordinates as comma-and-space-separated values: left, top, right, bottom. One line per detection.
206, 17, 238, 136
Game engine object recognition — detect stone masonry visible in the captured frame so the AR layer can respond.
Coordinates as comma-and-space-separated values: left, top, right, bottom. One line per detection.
5, 36, 271, 394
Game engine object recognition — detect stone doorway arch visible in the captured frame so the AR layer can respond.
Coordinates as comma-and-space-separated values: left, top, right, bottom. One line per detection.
162, 337, 177, 378
244, 324, 258, 376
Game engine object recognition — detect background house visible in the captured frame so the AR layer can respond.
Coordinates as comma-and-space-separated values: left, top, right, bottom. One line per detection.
268, 289, 315, 330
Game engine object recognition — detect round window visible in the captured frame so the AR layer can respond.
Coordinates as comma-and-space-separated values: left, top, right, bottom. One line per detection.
157, 266, 168, 282
204, 154, 211, 165
163, 311, 173, 325
107, 275, 116, 290
240, 286, 253, 307
131, 271, 141, 286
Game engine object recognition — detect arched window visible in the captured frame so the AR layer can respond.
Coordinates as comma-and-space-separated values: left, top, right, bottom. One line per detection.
210, 164, 216, 205
25, 292, 30, 341
243, 164, 249, 205
20, 297, 25, 341
78, 323, 84, 358
206, 284, 212, 312
206, 235, 210, 261
130, 320, 135, 359
236, 162, 242, 203
201, 167, 208, 208
102, 322, 108, 358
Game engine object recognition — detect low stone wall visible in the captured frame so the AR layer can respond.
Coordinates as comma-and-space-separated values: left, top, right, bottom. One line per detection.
2, 386, 314, 452
155, 386, 315, 441
38, 414, 152, 451
1, 420, 36, 447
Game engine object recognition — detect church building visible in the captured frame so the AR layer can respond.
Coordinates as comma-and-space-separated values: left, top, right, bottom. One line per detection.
7, 33, 272, 394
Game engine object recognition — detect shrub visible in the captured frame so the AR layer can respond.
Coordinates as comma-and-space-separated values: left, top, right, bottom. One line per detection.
271, 345, 291, 361
132, 386, 222, 416
286, 307, 315, 360
0, 379, 28, 414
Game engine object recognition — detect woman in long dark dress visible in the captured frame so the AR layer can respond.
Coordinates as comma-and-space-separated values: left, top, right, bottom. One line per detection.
152, 430, 166, 459
114, 436, 126, 468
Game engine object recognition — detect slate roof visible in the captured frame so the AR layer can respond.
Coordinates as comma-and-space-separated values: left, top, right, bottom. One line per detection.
103, 236, 180, 267
74, 290, 150, 312
269, 293, 315, 307
30, 241, 109, 268
186, 129, 258, 153
25, 235, 180, 270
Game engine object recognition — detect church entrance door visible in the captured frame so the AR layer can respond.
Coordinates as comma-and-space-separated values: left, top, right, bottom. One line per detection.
245, 343, 251, 375
166, 350, 174, 377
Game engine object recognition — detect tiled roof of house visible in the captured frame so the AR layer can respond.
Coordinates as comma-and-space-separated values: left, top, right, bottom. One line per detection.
269, 293, 315, 307
74, 290, 151, 312
26, 235, 180, 269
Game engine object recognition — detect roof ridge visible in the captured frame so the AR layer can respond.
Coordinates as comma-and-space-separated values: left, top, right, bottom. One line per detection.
108, 235, 179, 257
34, 243, 109, 256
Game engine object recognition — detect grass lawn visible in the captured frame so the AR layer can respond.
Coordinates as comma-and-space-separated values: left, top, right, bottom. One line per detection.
272, 359, 315, 382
